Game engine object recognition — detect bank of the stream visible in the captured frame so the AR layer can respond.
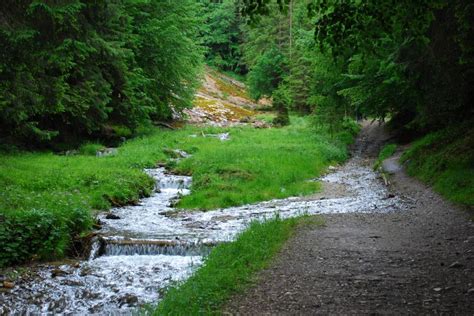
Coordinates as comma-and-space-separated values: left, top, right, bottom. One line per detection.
1, 121, 407, 314
0, 116, 350, 267
154, 216, 323, 315
400, 121, 474, 207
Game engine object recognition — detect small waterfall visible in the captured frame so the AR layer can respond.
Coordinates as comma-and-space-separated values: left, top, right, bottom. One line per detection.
101, 238, 216, 257
88, 237, 103, 260
157, 176, 192, 190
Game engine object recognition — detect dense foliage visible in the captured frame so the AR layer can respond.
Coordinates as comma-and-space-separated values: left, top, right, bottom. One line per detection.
401, 120, 474, 206
198, 0, 246, 73
240, 0, 474, 133
0, 0, 202, 147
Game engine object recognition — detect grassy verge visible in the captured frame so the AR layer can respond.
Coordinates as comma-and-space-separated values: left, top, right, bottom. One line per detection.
374, 143, 397, 171
0, 116, 349, 267
154, 216, 323, 315
401, 122, 474, 206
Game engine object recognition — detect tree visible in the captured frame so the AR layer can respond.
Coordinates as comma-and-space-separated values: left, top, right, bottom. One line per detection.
0, 0, 203, 147
199, 0, 246, 73
240, 0, 474, 132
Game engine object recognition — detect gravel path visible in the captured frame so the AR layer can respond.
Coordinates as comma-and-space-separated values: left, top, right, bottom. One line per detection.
226, 123, 474, 315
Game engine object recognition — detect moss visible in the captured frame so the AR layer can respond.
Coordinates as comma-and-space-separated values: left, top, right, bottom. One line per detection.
208, 68, 251, 101
192, 96, 255, 121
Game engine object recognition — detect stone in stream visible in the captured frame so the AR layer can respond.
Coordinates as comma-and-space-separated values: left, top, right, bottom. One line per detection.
382, 157, 401, 174
105, 213, 121, 220
118, 294, 139, 307
211, 215, 235, 222
96, 148, 118, 157
51, 269, 69, 278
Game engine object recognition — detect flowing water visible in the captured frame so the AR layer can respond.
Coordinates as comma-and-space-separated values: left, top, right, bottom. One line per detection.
0, 152, 410, 315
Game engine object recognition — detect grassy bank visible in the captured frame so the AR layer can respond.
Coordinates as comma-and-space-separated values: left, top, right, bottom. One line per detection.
154, 216, 322, 314
0, 116, 349, 267
401, 122, 474, 207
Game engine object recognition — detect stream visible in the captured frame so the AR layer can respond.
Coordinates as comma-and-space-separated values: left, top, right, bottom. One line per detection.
0, 151, 410, 315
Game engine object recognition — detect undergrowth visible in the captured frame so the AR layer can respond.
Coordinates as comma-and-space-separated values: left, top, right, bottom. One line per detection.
154, 215, 323, 315
401, 121, 474, 206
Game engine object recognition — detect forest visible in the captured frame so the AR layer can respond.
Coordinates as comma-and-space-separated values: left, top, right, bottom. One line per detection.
1, 0, 472, 147
0, 0, 473, 314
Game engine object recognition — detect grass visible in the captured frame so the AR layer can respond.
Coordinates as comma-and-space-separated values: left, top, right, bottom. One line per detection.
153, 215, 323, 315
401, 121, 474, 207
254, 113, 277, 124
374, 143, 397, 170
175, 117, 347, 209
0, 116, 349, 267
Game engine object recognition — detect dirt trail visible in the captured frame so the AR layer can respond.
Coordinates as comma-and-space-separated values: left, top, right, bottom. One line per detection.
226, 122, 474, 315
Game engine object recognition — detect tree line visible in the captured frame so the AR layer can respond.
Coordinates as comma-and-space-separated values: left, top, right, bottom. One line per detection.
0, 0, 202, 148
204, 0, 473, 136
1, 0, 473, 148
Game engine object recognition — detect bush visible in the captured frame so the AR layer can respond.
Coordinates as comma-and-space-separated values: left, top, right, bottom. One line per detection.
0, 208, 91, 267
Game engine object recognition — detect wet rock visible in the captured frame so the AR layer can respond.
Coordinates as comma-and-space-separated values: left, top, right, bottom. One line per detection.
185, 222, 206, 229
118, 294, 138, 307
448, 261, 463, 269
48, 297, 67, 311
61, 279, 84, 287
51, 269, 69, 278
240, 116, 253, 123
211, 215, 235, 222
65, 150, 79, 156
79, 267, 92, 277
105, 213, 121, 220
3, 281, 14, 289
253, 120, 271, 129
96, 148, 118, 157
168, 198, 180, 208
163, 148, 189, 159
